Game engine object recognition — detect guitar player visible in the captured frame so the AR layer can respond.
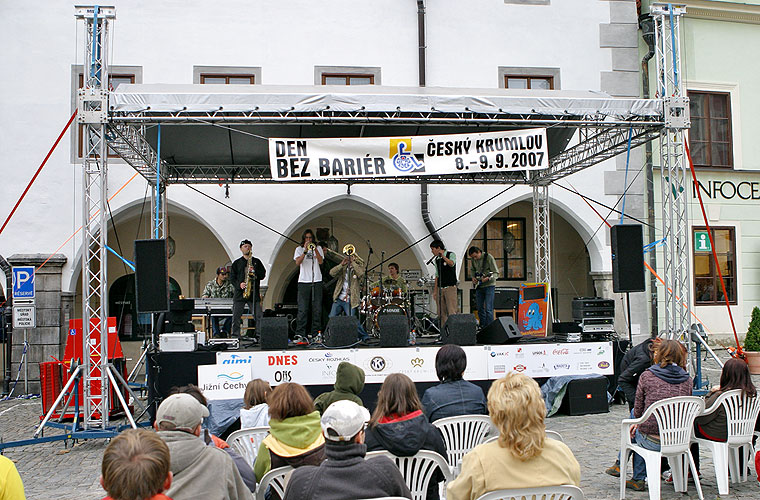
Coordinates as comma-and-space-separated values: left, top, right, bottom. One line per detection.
468, 246, 500, 328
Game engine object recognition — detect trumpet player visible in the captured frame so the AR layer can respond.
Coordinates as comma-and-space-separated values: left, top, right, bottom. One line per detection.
329, 244, 369, 341
294, 229, 324, 339
230, 239, 266, 339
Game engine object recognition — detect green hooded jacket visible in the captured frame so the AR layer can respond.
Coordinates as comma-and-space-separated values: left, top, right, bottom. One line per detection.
313, 361, 365, 414
253, 410, 325, 482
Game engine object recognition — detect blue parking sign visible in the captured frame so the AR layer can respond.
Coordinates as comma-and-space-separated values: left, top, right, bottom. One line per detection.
12, 266, 35, 299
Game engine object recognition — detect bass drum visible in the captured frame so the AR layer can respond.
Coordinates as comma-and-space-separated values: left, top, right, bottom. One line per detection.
373, 303, 407, 329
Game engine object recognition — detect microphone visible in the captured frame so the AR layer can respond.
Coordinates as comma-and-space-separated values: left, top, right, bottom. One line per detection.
367, 240, 374, 254
426, 255, 436, 265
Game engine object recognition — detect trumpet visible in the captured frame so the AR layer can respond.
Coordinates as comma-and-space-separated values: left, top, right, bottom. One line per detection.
306, 242, 316, 252
342, 243, 365, 266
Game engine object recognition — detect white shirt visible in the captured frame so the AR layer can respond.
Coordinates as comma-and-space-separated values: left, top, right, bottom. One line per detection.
294, 245, 324, 283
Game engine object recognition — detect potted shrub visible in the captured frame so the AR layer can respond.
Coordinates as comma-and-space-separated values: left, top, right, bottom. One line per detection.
744, 306, 760, 375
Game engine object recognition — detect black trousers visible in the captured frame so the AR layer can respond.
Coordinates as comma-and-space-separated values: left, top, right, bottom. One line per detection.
296, 282, 323, 336
231, 298, 262, 337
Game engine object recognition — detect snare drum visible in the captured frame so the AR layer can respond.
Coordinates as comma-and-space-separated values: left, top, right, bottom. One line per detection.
373, 303, 407, 329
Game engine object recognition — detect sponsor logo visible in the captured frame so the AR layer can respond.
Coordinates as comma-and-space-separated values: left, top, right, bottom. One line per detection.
513, 364, 526, 372
577, 348, 593, 354
325, 353, 333, 358
217, 372, 244, 381
221, 354, 252, 365
369, 356, 386, 372
494, 364, 506, 374
531, 349, 547, 356
490, 351, 497, 357
411, 357, 424, 368
553, 363, 571, 370
268, 355, 298, 366
597, 347, 606, 355
577, 361, 592, 371
274, 370, 292, 382
552, 348, 569, 355
598, 361, 610, 369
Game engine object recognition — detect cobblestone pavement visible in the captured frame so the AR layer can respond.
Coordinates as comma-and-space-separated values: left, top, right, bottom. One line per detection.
1, 348, 759, 499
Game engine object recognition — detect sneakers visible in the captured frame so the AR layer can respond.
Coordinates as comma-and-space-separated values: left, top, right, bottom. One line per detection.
605, 463, 621, 477
665, 470, 701, 484
625, 479, 647, 491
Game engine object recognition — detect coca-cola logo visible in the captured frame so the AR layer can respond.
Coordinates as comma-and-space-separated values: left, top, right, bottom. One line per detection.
552, 348, 569, 355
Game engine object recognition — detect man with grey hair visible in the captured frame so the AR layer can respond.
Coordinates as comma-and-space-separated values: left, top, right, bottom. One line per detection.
153, 393, 251, 500
283, 400, 411, 500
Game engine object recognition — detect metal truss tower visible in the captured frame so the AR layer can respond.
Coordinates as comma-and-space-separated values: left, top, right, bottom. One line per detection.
532, 183, 551, 286
651, 3, 691, 341
76, 5, 115, 429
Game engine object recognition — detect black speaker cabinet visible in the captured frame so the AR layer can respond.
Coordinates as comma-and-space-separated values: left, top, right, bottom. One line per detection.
442, 314, 477, 346
611, 225, 645, 293
559, 376, 610, 416
324, 316, 359, 347
379, 315, 409, 347
259, 317, 289, 350
477, 316, 522, 344
134, 239, 169, 313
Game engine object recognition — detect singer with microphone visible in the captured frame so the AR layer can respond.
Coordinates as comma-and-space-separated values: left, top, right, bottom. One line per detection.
294, 229, 324, 339
429, 239, 458, 328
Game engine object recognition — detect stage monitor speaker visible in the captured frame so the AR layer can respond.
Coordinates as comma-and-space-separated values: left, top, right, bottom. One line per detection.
559, 376, 610, 416
259, 317, 289, 350
611, 224, 645, 293
442, 314, 477, 346
379, 315, 409, 347
477, 316, 522, 344
324, 316, 359, 348
134, 239, 169, 313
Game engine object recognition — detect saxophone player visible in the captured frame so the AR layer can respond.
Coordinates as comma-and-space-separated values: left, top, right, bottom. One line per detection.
230, 239, 266, 339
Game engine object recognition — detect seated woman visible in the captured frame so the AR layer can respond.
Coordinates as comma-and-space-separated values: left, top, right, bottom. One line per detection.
240, 378, 272, 428
626, 339, 692, 491
365, 373, 448, 500
422, 344, 487, 422
253, 383, 325, 484
447, 372, 580, 500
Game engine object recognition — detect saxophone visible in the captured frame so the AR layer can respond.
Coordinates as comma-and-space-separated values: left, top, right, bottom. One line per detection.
243, 259, 256, 300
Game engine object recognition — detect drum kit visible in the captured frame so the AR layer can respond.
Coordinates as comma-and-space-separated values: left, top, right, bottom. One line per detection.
359, 273, 440, 337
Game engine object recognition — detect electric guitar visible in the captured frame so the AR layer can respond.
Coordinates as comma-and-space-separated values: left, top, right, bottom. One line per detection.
472, 272, 493, 290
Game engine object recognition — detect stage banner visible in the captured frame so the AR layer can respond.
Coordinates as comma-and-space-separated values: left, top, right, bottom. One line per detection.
197, 362, 254, 400
269, 128, 548, 181
487, 342, 614, 379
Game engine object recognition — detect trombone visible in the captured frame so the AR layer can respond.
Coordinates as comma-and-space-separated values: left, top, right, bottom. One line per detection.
342, 243, 365, 266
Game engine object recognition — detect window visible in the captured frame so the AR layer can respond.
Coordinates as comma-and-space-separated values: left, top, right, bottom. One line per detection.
505, 75, 554, 90
688, 91, 733, 168
693, 227, 736, 305
465, 218, 526, 281
321, 73, 374, 85
200, 74, 256, 84
77, 73, 135, 158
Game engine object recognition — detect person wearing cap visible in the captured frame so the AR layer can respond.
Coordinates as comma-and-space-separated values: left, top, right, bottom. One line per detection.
230, 239, 266, 339
282, 400, 411, 500
201, 265, 234, 337
153, 393, 252, 500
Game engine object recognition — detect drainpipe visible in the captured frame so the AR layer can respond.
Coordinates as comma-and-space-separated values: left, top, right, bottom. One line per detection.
640, 13, 658, 337
417, 0, 441, 242
0, 255, 12, 395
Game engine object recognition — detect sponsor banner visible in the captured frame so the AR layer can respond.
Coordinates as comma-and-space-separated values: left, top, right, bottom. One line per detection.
197, 363, 253, 400
487, 342, 614, 379
223, 349, 356, 386
269, 129, 548, 181
461, 346, 490, 381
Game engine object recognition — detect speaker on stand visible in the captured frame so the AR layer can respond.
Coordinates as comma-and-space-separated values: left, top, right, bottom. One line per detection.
611, 225, 645, 342
134, 239, 169, 347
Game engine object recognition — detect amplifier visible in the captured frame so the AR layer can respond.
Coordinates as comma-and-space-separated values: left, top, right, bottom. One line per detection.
159, 333, 197, 352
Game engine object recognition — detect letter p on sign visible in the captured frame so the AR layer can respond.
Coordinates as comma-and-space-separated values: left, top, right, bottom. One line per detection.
12, 266, 35, 300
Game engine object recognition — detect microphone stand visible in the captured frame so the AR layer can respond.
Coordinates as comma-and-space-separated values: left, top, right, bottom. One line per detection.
363, 242, 373, 336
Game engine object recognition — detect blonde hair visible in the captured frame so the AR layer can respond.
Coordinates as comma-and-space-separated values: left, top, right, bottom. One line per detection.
487, 372, 545, 461
101, 429, 170, 500
244, 379, 271, 409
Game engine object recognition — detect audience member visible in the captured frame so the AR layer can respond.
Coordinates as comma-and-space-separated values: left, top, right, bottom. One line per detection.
365, 373, 447, 500
626, 339, 692, 491
169, 384, 256, 493
154, 393, 251, 500
447, 372, 580, 500
241, 379, 272, 428
422, 345, 487, 422
313, 362, 365, 414
253, 383, 325, 484
0, 455, 25, 500
283, 400, 412, 500
100, 429, 172, 500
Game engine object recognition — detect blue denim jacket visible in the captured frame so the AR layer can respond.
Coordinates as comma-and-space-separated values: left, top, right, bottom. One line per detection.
422, 379, 488, 422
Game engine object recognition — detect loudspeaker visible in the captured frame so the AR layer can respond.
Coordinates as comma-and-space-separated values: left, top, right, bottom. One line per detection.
324, 316, 359, 348
379, 315, 409, 347
442, 314, 477, 346
134, 239, 169, 313
259, 317, 289, 350
611, 225, 645, 293
477, 316, 522, 344
559, 376, 610, 416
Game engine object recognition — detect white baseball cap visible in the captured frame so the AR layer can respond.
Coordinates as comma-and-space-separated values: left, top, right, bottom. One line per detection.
320, 400, 371, 442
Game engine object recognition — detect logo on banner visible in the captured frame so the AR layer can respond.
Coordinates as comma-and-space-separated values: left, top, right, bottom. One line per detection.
390, 139, 425, 173
411, 357, 424, 368
268, 355, 298, 366
531, 349, 546, 356
217, 372, 244, 381
554, 363, 571, 370
494, 364, 506, 374
597, 347, 606, 355
552, 348, 569, 356
222, 354, 252, 365
369, 356, 387, 372
598, 361, 610, 369
513, 364, 526, 372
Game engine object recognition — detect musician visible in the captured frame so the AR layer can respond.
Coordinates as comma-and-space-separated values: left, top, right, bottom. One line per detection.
468, 246, 499, 328
329, 252, 369, 341
201, 266, 234, 337
294, 229, 324, 339
230, 239, 266, 338
430, 239, 458, 328
372, 262, 408, 294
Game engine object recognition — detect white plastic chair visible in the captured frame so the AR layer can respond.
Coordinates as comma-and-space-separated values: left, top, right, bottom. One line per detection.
366, 450, 453, 500
475, 485, 585, 500
692, 389, 760, 494
256, 465, 293, 500
619, 395, 705, 500
227, 426, 270, 468
432, 415, 496, 474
